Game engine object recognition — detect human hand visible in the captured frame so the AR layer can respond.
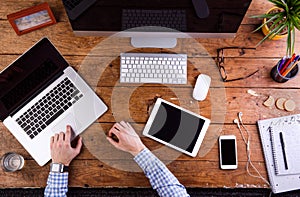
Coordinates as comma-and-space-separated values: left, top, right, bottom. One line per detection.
50, 125, 82, 166
106, 121, 146, 156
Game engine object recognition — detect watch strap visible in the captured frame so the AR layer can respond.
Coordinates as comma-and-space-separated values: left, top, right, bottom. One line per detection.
50, 163, 69, 173
63, 165, 69, 172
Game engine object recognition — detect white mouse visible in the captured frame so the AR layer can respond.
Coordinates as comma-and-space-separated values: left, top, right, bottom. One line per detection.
193, 74, 211, 101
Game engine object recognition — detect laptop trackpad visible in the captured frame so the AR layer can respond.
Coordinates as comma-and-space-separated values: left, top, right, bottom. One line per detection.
52, 114, 81, 141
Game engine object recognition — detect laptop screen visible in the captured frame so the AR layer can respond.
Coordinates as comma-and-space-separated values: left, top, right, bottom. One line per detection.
0, 38, 68, 120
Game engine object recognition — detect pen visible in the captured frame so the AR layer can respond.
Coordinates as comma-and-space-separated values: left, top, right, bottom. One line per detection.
278, 56, 286, 71
280, 53, 296, 74
282, 59, 300, 77
279, 132, 288, 170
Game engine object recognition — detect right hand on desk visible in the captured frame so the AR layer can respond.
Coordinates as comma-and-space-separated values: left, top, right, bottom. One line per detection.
106, 121, 145, 156
50, 125, 82, 166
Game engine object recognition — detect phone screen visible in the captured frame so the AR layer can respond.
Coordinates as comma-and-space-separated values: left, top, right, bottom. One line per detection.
220, 139, 237, 165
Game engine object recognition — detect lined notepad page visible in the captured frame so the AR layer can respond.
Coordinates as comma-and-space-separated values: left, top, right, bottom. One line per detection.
258, 114, 300, 193
270, 124, 300, 175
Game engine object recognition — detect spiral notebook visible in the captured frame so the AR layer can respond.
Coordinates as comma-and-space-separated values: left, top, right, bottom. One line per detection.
257, 114, 300, 194
269, 125, 300, 175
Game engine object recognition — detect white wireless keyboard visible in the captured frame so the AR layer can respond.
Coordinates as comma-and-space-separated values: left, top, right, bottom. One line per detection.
120, 53, 187, 84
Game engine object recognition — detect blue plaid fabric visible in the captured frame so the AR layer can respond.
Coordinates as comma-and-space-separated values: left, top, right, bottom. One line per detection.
44, 148, 189, 197
44, 172, 68, 197
134, 148, 190, 197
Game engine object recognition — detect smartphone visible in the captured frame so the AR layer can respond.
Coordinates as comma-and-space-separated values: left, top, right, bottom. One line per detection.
219, 135, 238, 169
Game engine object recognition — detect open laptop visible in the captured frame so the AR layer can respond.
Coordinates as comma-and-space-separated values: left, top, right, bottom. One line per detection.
0, 37, 107, 166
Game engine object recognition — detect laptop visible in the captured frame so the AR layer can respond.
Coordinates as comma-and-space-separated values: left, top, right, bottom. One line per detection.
62, 0, 96, 20
0, 37, 108, 166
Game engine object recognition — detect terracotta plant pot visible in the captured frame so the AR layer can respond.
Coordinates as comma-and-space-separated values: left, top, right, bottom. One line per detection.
261, 7, 288, 40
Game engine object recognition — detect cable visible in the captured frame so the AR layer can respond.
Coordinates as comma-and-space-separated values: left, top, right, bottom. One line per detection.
234, 112, 270, 187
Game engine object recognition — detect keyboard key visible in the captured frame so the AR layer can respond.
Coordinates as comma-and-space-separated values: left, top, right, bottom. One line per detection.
140, 78, 162, 83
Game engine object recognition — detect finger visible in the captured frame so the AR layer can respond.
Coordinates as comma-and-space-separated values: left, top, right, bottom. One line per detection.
59, 132, 65, 141
108, 125, 120, 136
65, 125, 72, 143
54, 133, 59, 141
119, 121, 132, 134
106, 136, 119, 148
115, 122, 129, 133
108, 127, 120, 138
126, 122, 134, 130
119, 121, 127, 128
114, 123, 123, 131
126, 122, 138, 136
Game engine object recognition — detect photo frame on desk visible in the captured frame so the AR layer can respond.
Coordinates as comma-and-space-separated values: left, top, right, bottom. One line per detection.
7, 2, 56, 35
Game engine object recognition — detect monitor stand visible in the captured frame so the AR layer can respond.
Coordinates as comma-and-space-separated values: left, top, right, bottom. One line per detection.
131, 37, 177, 48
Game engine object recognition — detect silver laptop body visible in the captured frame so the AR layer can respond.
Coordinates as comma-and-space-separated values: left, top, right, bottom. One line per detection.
0, 38, 107, 166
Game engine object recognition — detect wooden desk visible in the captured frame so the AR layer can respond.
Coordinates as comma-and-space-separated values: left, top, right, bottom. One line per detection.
1, 0, 300, 189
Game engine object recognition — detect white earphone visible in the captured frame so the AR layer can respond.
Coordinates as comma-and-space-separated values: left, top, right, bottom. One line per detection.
235, 112, 250, 151
233, 119, 240, 129
232, 111, 268, 185
238, 112, 243, 124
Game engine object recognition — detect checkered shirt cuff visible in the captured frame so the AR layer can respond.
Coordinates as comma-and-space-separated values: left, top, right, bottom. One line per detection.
134, 148, 155, 170
44, 172, 68, 197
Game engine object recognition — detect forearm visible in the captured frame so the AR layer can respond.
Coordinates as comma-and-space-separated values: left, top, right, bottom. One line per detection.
44, 172, 69, 197
134, 148, 190, 197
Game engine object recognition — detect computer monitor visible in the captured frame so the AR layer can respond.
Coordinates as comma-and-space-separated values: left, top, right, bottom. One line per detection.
63, 0, 252, 48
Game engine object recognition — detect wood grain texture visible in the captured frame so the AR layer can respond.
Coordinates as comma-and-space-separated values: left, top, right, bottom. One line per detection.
0, 0, 299, 189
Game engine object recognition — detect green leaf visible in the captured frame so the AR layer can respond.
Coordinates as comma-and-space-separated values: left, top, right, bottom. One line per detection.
250, 13, 280, 19
268, 14, 286, 31
294, 1, 300, 7
290, 15, 299, 28
251, 14, 281, 33
252, 0, 299, 50
286, 24, 291, 56
291, 29, 295, 55
255, 23, 286, 47
270, 23, 287, 37
269, 0, 285, 7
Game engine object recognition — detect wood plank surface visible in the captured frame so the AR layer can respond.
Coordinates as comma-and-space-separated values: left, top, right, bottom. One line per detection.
0, 0, 300, 190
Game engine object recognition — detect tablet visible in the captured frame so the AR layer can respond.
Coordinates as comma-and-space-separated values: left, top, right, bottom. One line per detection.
143, 98, 210, 157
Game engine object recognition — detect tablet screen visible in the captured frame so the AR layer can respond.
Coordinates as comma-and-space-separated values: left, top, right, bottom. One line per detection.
144, 99, 209, 155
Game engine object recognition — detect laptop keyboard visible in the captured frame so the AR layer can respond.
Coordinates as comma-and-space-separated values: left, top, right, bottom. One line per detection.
16, 78, 83, 139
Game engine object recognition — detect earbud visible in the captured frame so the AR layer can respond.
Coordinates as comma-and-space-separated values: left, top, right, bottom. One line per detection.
233, 119, 240, 129
238, 112, 243, 123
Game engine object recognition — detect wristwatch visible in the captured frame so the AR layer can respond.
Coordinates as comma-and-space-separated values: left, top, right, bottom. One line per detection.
50, 163, 69, 173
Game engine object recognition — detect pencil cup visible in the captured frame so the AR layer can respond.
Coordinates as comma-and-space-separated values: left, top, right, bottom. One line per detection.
0, 152, 24, 172
270, 61, 299, 83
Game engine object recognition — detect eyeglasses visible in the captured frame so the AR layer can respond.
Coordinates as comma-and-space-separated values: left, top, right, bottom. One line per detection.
216, 47, 259, 82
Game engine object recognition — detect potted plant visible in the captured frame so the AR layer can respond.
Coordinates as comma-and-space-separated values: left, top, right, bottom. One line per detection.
251, 0, 300, 56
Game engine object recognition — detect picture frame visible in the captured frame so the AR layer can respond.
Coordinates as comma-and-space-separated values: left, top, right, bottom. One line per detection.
7, 2, 56, 35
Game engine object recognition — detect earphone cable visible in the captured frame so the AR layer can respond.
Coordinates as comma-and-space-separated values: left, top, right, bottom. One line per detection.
236, 114, 270, 186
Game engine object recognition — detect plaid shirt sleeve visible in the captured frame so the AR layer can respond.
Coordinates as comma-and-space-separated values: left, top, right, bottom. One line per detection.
44, 172, 69, 197
134, 148, 190, 197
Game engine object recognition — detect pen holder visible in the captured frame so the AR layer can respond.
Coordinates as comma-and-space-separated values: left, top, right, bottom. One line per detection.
270, 61, 299, 83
